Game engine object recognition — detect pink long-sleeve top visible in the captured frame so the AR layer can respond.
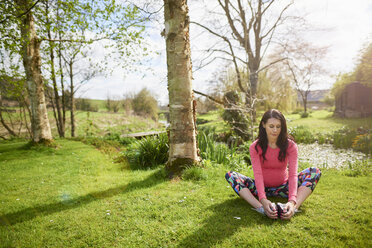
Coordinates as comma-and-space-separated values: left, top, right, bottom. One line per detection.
249, 139, 298, 203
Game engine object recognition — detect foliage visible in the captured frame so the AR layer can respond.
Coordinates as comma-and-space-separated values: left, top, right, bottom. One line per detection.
125, 133, 169, 169
355, 42, 372, 87
196, 128, 250, 171
103, 132, 136, 146
105, 96, 121, 113
195, 97, 219, 114
257, 69, 297, 113
196, 118, 209, 125
221, 91, 250, 140
75, 98, 99, 112
342, 159, 372, 177
300, 111, 309, 118
132, 88, 158, 121
352, 132, 372, 154
288, 125, 332, 145
197, 131, 229, 164
332, 127, 358, 149
288, 126, 316, 144
331, 72, 356, 99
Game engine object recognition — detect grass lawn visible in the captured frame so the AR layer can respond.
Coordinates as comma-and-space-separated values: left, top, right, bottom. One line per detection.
0, 109, 164, 139
198, 110, 229, 133
286, 110, 372, 133
1, 140, 371, 247
198, 109, 372, 136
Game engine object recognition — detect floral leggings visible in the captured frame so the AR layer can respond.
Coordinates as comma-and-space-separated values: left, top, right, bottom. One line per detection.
225, 167, 322, 198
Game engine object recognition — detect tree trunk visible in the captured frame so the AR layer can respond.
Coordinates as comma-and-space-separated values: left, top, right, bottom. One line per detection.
18, 0, 52, 143
69, 62, 75, 137
163, 0, 199, 176
48, 41, 64, 137
57, 4, 66, 134
303, 95, 308, 113
45, 2, 64, 138
249, 69, 258, 122
0, 93, 17, 137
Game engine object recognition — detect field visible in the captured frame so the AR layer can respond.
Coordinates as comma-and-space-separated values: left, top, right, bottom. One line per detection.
286, 110, 372, 133
0, 107, 164, 139
0, 139, 371, 247
0, 109, 371, 247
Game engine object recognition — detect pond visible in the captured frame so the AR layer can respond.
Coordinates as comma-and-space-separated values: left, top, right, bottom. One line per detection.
297, 143, 368, 169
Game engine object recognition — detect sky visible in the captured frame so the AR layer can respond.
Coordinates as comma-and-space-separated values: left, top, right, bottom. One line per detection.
78, 0, 372, 105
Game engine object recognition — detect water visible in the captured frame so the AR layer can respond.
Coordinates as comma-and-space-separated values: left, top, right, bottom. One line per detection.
297, 143, 368, 169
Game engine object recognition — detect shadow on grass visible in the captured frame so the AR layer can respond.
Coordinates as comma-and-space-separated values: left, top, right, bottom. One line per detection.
0, 168, 166, 226
0, 141, 29, 154
177, 198, 289, 248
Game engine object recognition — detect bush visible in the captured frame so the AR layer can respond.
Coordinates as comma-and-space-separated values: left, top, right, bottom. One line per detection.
300, 112, 309, 118
197, 129, 250, 170
104, 132, 136, 145
316, 132, 333, 145
198, 125, 217, 136
125, 133, 168, 169
132, 88, 158, 120
222, 91, 250, 140
236, 140, 252, 165
197, 130, 231, 164
105, 97, 121, 113
288, 126, 316, 144
75, 98, 99, 112
352, 133, 372, 154
332, 127, 358, 149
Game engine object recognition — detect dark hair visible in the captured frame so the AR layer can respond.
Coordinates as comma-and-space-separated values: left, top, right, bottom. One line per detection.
255, 109, 293, 162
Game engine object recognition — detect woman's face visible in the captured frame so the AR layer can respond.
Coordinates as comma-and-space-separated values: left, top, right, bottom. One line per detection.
263, 118, 281, 141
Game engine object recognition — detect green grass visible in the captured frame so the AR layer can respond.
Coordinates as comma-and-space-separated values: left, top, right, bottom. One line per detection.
286, 110, 372, 134
0, 109, 165, 138
198, 109, 372, 136
198, 110, 229, 133
1, 139, 371, 247
84, 99, 107, 111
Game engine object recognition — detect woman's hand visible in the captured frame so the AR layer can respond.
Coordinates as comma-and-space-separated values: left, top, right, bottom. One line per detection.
261, 199, 277, 219
281, 201, 295, 220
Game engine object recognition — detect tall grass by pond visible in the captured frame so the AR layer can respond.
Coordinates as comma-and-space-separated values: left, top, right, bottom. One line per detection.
289, 125, 371, 154
123, 126, 251, 171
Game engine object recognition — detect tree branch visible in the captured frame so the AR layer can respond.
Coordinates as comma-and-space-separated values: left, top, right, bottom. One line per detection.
257, 57, 288, 73
193, 90, 224, 105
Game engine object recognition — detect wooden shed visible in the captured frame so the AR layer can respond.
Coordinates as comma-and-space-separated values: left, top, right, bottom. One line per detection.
335, 82, 372, 118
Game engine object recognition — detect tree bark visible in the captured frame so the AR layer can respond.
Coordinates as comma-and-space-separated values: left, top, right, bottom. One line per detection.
45, 1, 64, 137
163, 0, 199, 176
69, 62, 75, 137
18, 0, 52, 142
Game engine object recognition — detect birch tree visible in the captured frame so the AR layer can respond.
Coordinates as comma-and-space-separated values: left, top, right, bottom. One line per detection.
163, 0, 200, 176
16, 0, 53, 143
1, 0, 147, 142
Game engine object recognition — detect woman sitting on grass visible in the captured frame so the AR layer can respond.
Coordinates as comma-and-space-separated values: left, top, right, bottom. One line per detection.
225, 109, 321, 220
